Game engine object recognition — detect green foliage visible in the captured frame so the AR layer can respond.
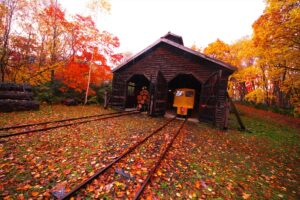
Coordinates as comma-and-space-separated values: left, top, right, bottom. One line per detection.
87, 96, 98, 104
32, 79, 112, 105
33, 80, 85, 104
90, 81, 112, 104
33, 81, 63, 104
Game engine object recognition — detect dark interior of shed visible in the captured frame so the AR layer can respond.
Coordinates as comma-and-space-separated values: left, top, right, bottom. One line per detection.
125, 74, 150, 108
167, 74, 201, 116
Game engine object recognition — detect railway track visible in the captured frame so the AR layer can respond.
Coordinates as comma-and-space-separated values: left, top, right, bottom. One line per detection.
52, 116, 187, 199
0, 110, 139, 138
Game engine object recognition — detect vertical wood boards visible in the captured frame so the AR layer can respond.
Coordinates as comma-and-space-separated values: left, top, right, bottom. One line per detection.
111, 43, 233, 128
150, 71, 167, 116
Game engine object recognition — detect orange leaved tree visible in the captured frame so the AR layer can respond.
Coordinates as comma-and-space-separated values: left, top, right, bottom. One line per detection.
55, 14, 123, 100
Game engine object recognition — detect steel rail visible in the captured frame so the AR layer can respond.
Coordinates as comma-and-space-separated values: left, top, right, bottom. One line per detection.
0, 110, 137, 131
55, 117, 177, 200
133, 118, 187, 200
0, 111, 140, 138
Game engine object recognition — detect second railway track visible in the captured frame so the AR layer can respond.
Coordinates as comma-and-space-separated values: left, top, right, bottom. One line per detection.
51, 116, 187, 200
0, 110, 139, 138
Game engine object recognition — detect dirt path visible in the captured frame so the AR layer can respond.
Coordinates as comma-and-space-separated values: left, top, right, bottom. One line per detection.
236, 104, 300, 130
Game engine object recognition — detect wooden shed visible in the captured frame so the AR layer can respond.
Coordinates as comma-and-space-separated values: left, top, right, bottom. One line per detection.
110, 32, 236, 128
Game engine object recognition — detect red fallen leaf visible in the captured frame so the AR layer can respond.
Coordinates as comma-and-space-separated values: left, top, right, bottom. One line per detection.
34, 174, 40, 178
65, 187, 71, 192
88, 171, 94, 176
48, 165, 55, 170
117, 191, 125, 198
0, 163, 7, 168
176, 184, 182, 189
156, 170, 162, 176
134, 183, 141, 193
263, 189, 272, 199
42, 191, 51, 197
145, 194, 153, 200
242, 192, 251, 199
136, 170, 142, 175
63, 169, 71, 175
17, 194, 25, 200
195, 181, 201, 189
31, 191, 39, 197
87, 185, 95, 192
226, 182, 233, 190
17, 184, 31, 191
93, 179, 99, 185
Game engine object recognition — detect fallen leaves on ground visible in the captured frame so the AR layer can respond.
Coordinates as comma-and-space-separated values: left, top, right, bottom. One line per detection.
0, 105, 166, 198
0, 105, 299, 199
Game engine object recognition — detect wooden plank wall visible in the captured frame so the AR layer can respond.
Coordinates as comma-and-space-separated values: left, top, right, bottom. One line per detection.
215, 76, 229, 128
110, 74, 126, 109
111, 43, 232, 127
115, 44, 226, 83
153, 71, 168, 116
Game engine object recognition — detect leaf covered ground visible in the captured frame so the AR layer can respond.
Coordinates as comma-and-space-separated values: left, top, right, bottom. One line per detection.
0, 105, 299, 199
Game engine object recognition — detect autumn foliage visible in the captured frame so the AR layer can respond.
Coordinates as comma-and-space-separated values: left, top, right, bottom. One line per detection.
0, 104, 299, 198
56, 50, 112, 94
0, 0, 122, 98
200, 0, 300, 115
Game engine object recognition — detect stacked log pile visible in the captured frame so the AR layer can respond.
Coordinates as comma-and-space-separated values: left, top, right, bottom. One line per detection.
137, 87, 149, 110
0, 83, 39, 112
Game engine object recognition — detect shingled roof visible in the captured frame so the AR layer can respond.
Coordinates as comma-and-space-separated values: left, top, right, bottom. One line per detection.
113, 32, 237, 72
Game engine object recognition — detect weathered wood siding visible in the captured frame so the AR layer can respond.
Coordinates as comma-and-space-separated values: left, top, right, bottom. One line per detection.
215, 75, 229, 128
111, 43, 232, 127
116, 44, 231, 83
110, 74, 126, 109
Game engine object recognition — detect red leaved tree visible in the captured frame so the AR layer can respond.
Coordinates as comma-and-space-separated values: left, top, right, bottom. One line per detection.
55, 14, 123, 97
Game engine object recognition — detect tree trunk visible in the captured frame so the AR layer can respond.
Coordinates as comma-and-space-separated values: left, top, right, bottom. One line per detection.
0, 0, 16, 82
84, 62, 93, 105
259, 65, 269, 105
50, 0, 58, 91
279, 68, 287, 108
239, 82, 247, 101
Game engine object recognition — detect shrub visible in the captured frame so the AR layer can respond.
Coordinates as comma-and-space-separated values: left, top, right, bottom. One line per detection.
90, 81, 112, 105
33, 80, 84, 104
87, 96, 98, 104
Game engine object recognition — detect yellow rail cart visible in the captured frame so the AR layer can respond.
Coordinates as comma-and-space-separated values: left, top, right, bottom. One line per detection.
173, 88, 195, 116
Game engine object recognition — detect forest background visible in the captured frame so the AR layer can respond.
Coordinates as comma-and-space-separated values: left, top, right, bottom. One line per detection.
0, 0, 299, 116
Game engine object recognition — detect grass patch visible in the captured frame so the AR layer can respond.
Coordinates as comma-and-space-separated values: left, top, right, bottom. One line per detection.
229, 113, 299, 146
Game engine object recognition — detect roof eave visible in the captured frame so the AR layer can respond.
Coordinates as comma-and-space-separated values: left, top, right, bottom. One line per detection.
160, 38, 237, 72
112, 38, 162, 73
113, 38, 237, 73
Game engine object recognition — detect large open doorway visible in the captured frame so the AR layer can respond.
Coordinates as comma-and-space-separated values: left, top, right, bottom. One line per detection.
167, 74, 201, 117
125, 74, 150, 109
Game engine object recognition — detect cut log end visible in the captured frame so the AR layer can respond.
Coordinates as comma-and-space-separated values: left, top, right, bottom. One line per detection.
0, 83, 39, 112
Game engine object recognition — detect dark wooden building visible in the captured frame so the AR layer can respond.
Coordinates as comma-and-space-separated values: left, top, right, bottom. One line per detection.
110, 32, 236, 128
